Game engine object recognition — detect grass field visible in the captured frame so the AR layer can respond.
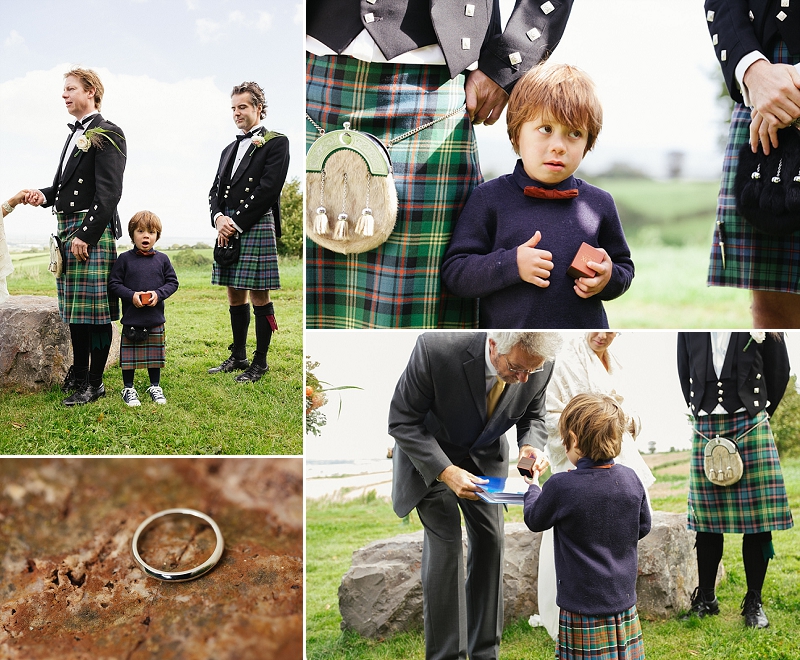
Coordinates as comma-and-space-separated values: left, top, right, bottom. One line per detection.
306, 453, 800, 660
0, 249, 302, 455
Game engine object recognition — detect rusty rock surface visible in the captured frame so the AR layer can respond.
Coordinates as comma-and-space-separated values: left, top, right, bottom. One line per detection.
0, 458, 303, 660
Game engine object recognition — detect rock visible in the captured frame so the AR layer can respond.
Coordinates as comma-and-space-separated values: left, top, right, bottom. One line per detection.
0, 295, 120, 391
339, 512, 712, 638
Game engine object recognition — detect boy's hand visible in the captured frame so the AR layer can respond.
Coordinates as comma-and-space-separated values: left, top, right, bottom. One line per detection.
147, 290, 159, 306
517, 231, 553, 288
574, 249, 613, 298
132, 292, 145, 308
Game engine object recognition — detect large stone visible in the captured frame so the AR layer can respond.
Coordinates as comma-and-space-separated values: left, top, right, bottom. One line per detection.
0, 295, 120, 391
339, 511, 710, 638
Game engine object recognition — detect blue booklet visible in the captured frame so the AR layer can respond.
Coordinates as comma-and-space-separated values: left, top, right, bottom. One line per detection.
476, 476, 530, 505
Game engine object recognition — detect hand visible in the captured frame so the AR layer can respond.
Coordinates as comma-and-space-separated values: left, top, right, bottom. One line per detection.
25, 190, 44, 206
71, 236, 90, 262
215, 215, 236, 246
8, 190, 28, 207
437, 465, 488, 500
744, 60, 800, 154
146, 290, 159, 306
517, 231, 553, 287
133, 292, 145, 308
465, 69, 509, 126
574, 250, 613, 299
518, 445, 549, 475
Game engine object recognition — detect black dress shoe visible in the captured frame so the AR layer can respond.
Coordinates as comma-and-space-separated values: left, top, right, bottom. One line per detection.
682, 587, 720, 620
61, 366, 81, 393
741, 591, 769, 629
234, 362, 268, 383
208, 354, 250, 374
62, 382, 106, 407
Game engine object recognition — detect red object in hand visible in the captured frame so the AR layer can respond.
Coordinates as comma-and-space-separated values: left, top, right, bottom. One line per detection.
140, 292, 152, 305
566, 242, 604, 279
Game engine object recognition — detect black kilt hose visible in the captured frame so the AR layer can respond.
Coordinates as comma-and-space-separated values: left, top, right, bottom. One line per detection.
211, 210, 280, 291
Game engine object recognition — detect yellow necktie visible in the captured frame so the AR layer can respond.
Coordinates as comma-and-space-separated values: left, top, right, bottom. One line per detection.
486, 376, 506, 419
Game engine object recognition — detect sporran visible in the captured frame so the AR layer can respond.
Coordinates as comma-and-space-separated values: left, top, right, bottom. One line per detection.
703, 436, 744, 487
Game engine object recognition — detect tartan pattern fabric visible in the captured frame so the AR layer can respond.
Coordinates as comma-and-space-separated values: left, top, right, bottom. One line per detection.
688, 410, 793, 534
212, 211, 280, 290
305, 54, 481, 328
557, 606, 645, 660
56, 211, 119, 324
119, 324, 165, 370
708, 42, 800, 292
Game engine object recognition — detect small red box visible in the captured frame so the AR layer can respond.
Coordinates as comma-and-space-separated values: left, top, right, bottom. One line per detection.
566, 242, 604, 279
140, 292, 152, 305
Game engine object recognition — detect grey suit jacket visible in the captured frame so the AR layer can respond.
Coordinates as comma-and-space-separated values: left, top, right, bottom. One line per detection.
389, 332, 553, 517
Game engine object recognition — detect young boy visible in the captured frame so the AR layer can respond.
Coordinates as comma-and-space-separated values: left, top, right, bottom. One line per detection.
523, 392, 651, 659
441, 63, 634, 329
108, 211, 179, 406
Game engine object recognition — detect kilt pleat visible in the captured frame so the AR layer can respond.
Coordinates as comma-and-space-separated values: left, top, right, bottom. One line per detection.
212, 211, 280, 290
56, 212, 119, 324
119, 324, 166, 370
305, 54, 481, 328
688, 410, 793, 534
557, 606, 645, 660
708, 42, 800, 292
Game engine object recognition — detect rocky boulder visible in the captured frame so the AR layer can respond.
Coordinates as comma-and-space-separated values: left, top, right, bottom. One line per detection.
339, 511, 711, 638
0, 295, 120, 391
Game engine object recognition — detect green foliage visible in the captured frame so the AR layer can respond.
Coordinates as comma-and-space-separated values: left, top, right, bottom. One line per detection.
771, 375, 800, 458
169, 248, 211, 267
278, 177, 303, 258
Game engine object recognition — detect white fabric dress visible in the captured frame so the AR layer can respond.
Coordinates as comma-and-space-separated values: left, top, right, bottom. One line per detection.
0, 213, 14, 304
534, 336, 656, 640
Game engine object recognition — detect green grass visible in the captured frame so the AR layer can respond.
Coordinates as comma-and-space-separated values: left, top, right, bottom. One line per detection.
0, 249, 302, 455
306, 456, 800, 660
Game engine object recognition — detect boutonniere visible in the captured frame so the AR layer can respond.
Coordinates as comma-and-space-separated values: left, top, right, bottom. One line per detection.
248, 130, 266, 156
743, 331, 766, 352
74, 127, 125, 157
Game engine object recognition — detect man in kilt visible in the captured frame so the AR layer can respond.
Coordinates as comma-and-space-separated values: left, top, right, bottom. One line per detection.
208, 81, 289, 383
678, 332, 793, 629
704, 1, 800, 326
26, 67, 126, 406
306, 0, 574, 328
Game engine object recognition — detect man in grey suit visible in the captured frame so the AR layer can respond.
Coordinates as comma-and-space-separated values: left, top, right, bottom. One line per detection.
389, 332, 561, 660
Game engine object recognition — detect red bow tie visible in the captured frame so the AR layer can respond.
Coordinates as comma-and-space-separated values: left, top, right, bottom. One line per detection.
524, 186, 579, 199
136, 249, 155, 256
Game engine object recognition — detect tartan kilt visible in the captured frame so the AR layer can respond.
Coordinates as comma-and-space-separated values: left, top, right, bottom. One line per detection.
557, 606, 645, 660
56, 212, 119, 324
688, 410, 793, 534
211, 210, 280, 290
119, 324, 165, 370
708, 42, 800, 292
305, 53, 481, 328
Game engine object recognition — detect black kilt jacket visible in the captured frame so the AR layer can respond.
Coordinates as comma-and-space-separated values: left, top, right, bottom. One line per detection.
677, 332, 790, 419
705, 0, 800, 103
307, 0, 574, 91
40, 114, 126, 244
208, 129, 290, 237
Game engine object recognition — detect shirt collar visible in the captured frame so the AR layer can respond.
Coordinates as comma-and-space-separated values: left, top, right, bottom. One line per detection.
575, 456, 615, 470
511, 159, 578, 193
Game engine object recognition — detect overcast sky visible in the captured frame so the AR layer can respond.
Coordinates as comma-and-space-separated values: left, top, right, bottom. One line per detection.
306, 332, 800, 469
1, 0, 304, 246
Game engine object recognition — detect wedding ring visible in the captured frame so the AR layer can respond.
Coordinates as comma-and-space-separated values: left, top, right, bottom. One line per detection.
131, 508, 224, 582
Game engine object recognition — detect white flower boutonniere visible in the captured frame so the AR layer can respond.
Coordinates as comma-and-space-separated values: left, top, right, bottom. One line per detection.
248, 130, 267, 156
74, 127, 126, 157
743, 331, 766, 352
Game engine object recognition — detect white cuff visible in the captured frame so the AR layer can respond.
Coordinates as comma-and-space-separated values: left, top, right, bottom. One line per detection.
736, 51, 768, 107
231, 220, 243, 233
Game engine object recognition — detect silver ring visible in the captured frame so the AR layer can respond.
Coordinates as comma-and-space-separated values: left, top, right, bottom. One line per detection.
131, 508, 224, 582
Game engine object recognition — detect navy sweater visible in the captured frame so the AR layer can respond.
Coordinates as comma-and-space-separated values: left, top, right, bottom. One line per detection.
441, 160, 634, 329
108, 249, 179, 327
523, 457, 651, 616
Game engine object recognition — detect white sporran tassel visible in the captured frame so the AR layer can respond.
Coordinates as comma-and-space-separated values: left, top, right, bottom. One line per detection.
355, 207, 374, 237
313, 206, 330, 235
333, 213, 349, 240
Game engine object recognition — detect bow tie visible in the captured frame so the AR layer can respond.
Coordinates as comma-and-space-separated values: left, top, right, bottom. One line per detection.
136, 249, 156, 256
236, 129, 260, 142
68, 120, 85, 133
524, 186, 579, 199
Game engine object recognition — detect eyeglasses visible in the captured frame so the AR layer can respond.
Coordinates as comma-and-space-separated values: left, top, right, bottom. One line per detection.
502, 354, 545, 375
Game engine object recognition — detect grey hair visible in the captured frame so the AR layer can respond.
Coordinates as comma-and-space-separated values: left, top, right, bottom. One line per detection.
488, 332, 562, 361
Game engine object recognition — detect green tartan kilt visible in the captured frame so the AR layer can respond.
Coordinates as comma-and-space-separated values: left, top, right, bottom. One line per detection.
119, 324, 165, 370
56, 212, 119, 324
305, 53, 481, 329
688, 410, 794, 534
557, 606, 644, 660
211, 210, 280, 291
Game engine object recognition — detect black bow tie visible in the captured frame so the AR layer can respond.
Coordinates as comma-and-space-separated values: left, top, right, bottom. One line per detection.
68, 120, 85, 133
236, 128, 262, 142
